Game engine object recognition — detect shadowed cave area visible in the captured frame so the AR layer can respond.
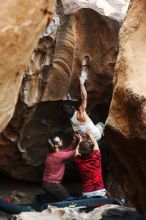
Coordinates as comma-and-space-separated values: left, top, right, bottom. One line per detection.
0, 99, 117, 215
0, 99, 123, 203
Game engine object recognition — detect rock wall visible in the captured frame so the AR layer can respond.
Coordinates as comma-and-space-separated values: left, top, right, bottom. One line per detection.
0, 0, 56, 132
61, 0, 129, 22
69, 8, 119, 108
4, 0, 146, 214
0, 7, 120, 181
1, 0, 146, 215
21, 7, 120, 105
106, 0, 146, 213
13, 205, 146, 220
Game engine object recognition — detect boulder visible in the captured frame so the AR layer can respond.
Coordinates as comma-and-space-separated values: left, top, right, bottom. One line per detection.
13, 205, 146, 220
106, 0, 146, 213
0, 0, 56, 132
0, 7, 120, 180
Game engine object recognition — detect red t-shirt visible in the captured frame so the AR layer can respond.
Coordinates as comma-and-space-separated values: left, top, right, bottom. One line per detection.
43, 146, 75, 184
74, 150, 104, 192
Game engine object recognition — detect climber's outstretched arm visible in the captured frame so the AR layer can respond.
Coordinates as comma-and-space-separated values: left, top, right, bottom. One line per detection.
79, 81, 87, 112
79, 56, 89, 113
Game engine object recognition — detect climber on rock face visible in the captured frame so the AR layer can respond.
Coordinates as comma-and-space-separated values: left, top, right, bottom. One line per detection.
63, 56, 105, 141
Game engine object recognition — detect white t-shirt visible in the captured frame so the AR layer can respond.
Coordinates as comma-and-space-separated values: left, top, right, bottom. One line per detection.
70, 111, 103, 141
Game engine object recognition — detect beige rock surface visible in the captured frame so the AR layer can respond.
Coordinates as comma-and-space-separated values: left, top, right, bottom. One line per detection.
0, 7, 120, 180
106, 0, 146, 213
13, 205, 145, 220
61, 0, 130, 21
20, 2, 122, 106
41, 8, 119, 104
0, 0, 56, 132
0, 1, 120, 184
1, 0, 146, 214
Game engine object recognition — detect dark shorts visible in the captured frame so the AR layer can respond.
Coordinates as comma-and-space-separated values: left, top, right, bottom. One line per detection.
42, 181, 70, 201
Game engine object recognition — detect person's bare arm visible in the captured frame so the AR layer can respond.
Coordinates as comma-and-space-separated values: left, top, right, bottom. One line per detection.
75, 134, 82, 156
79, 81, 87, 113
79, 63, 88, 115
86, 130, 100, 151
75, 144, 80, 156
72, 133, 81, 148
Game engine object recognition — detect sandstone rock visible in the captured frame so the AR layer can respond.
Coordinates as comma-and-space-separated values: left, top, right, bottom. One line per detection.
0, 2, 120, 177
69, 8, 119, 107
0, 0, 56, 132
13, 205, 146, 220
20, 15, 60, 107
106, 0, 146, 213
1, 0, 145, 215
61, 0, 130, 22
20, 2, 123, 105
40, 6, 120, 103
0, 212, 10, 220
0, 0, 122, 194
2, 7, 120, 179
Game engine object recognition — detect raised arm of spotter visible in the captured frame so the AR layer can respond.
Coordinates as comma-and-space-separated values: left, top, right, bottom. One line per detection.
86, 130, 100, 151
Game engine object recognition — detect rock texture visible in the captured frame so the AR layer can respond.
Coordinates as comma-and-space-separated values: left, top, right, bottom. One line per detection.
0, 6, 120, 181
21, 7, 120, 104
106, 0, 146, 213
0, 0, 56, 132
69, 8, 119, 107
61, 0, 129, 22
3, 0, 146, 214
42, 8, 120, 105
20, 1, 123, 105
13, 205, 146, 220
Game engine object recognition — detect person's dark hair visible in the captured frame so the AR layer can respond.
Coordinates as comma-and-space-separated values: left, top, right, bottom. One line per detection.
47, 138, 56, 153
79, 141, 93, 159
47, 132, 63, 153
51, 131, 64, 144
